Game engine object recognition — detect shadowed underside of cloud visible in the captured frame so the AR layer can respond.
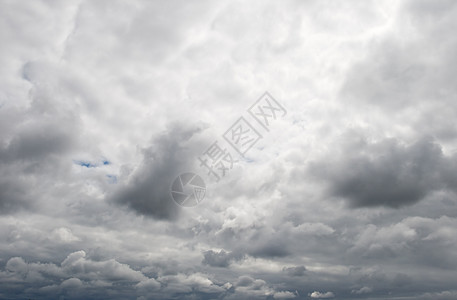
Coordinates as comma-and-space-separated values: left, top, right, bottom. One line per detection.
0, 84, 79, 214
0, 179, 32, 214
202, 249, 245, 268
283, 265, 307, 277
309, 136, 457, 208
110, 122, 207, 220
0, 251, 240, 299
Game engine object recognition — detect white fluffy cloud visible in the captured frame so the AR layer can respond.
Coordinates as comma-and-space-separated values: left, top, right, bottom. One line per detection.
310, 291, 335, 299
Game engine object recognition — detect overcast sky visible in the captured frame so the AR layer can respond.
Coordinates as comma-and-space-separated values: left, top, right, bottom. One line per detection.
1, 0, 457, 299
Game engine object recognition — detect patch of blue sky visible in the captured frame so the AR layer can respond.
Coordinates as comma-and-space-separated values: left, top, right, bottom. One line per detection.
74, 160, 97, 168
242, 157, 255, 163
73, 158, 111, 168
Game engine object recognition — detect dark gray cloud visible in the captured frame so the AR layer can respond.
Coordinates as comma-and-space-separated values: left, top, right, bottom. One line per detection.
309, 136, 457, 208
283, 265, 307, 277
0, 78, 80, 215
0, 178, 32, 214
1, 119, 75, 162
248, 240, 292, 258
202, 249, 244, 268
110, 122, 208, 220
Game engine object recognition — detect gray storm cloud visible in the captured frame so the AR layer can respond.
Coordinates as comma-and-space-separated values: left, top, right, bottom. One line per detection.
309, 137, 457, 208
2, 0, 457, 299
111, 122, 208, 220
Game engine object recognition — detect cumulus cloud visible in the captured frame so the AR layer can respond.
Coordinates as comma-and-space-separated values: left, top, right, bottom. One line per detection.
221, 275, 280, 300
1, 251, 147, 298
309, 291, 335, 299
273, 290, 297, 299
310, 136, 457, 208
110, 122, 208, 220
0, 65, 81, 214
0, 251, 239, 299
202, 249, 244, 268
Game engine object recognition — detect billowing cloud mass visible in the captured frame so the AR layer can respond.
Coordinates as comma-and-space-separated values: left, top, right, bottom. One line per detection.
309, 137, 457, 208
110, 122, 208, 220
1, 0, 457, 299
